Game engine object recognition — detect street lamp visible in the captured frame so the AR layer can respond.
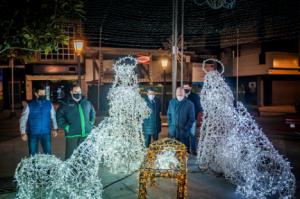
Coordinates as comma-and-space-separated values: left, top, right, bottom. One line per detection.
161, 57, 168, 115
73, 39, 84, 86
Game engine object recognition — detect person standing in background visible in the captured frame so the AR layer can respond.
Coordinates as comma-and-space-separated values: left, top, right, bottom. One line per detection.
19, 85, 58, 156
167, 87, 195, 148
56, 84, 96, 159
142, 88, 161, 147
183, 82, 202, 155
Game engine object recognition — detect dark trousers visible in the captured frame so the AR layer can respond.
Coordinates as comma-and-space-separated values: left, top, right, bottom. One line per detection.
187, 121, 197, 154
144, 133, 159, 147
65, 137, 85, 160
28, 134, 52, 156
177, 136, 189, 150
169, 134, 190, 150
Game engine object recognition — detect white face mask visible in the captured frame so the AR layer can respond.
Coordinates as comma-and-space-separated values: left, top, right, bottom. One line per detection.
176, 96, 184, 101
148, 95, 155, 101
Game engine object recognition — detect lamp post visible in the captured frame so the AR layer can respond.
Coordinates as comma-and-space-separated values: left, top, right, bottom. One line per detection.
9, 53, 16, 118
161, 58, 168, 115
73, 39, 84, 86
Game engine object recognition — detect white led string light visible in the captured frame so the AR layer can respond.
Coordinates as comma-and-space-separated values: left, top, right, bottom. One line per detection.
197, 65, 295, 199
15, 56, 150, 198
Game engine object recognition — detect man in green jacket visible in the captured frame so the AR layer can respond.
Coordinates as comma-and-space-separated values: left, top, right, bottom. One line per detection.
56, 84, 96, 159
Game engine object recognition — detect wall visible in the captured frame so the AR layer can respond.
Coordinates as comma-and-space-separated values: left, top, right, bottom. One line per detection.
272, 80, 300, 105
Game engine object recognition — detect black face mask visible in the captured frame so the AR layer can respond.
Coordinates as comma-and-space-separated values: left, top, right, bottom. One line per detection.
184, 89, 190, 94
38, 95, 46, 100
72, 93, 82, 101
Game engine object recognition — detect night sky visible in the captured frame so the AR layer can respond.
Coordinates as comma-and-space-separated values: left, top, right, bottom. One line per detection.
83, 0, 300, 49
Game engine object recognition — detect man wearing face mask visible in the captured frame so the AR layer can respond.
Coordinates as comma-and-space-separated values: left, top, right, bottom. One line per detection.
19, 85, 58, 156
183, 82, 202, 155
142, 88, 161, 147
56, 84, 96, 159
167, 87, 195, 148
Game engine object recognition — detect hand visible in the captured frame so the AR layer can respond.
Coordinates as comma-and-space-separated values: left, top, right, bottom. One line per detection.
21, 133, 28, 141
52, 130, 58, 138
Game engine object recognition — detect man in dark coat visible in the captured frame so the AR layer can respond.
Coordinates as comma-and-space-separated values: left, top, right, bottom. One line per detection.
56, 84, 96, 159
167, 87, 195, 148
19, 85, 58, 156
142, 88, 161, 147
184, 83, 202, 155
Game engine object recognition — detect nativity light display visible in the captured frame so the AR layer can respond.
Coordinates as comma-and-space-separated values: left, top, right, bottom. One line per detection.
95, 56, 150, 174
139, 138, 187, 199
15, 56, 150, 198
197, 59, 295, 199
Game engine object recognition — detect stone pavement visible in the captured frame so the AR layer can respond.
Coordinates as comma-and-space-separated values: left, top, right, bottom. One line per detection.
0, 156, 243, 199
0, 110, 299, 198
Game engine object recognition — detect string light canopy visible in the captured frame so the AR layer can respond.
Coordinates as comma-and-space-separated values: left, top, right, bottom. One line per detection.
84, 0, 300, 49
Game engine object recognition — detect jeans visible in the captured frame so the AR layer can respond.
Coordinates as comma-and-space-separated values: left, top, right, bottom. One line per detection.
28, 134, 52, 156
144, 133, 159, 147
188, 122, 197, 154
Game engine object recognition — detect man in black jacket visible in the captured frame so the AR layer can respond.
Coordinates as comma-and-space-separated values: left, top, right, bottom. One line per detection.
183, 82, 202, 155
56, 84, 96, 159
167, 87, 195, 147
142, 88, 161, 147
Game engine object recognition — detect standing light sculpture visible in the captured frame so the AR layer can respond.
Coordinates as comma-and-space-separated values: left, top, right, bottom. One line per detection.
96, 56, 150, 174
197, 59, 295, 199
15, 56, 150, 198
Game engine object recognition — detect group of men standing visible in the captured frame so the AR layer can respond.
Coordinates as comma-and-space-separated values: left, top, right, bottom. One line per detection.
20, 84, 95, 159
142, 83, 202, 155
19, 82, 201, 158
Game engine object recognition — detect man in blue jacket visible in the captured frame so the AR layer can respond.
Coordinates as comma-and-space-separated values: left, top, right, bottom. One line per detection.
142, 88, 161, 147
167, 87, 195, 148
19, 85, 58, 156
183, 82, 202, 155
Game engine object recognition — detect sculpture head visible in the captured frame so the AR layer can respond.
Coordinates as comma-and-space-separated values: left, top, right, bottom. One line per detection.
112, 56, 138, 86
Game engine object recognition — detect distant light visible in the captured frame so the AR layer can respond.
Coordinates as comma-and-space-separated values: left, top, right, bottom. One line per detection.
185, 55, 191, 63
137, 55, 150, 64
73, 39, 84, 56
161, 58, 168, 70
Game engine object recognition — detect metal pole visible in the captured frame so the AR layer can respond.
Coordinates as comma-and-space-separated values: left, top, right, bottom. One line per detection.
77, 55, 81, 86
172, 0, 178, 97
236, 29, 239, 104
163, 69, 166, 115
9, 54, 15, 117
180, 0, 184, 86
97, 26, 102, 112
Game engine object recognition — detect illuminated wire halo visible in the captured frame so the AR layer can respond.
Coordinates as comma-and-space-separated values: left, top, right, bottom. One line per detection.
202, 58, 225, 75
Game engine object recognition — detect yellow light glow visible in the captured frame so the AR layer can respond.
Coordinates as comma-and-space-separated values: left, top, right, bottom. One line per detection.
73, 39, 84, 56
161, 58, 168, 70
273, 58, 299, 68
138, 138, 187, 199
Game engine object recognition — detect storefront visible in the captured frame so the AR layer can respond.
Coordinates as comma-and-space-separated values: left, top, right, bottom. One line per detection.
25, 63, 86, 103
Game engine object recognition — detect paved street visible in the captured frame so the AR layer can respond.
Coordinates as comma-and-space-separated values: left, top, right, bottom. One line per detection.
0, 110, 299, 199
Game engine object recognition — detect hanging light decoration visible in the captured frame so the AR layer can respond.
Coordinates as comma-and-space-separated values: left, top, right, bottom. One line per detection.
206, 0, 226, 9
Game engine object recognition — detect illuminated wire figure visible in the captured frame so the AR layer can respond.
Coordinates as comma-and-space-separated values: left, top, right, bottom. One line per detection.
15, 56, 150, 198
197, 59, 295, 199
